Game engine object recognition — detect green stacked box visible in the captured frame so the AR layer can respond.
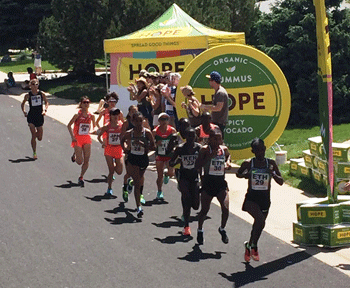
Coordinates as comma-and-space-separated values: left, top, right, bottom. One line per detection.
321, 224, 350, 247
303, 150, 313, 168
290, 158, 304, 176
334, 162, 350, 178
296, 197, 328, 221
298, 162, 311, 178
311, 169, 323, 186
293, 222, 320, 245
299, 203, 341, 225
332, 143, 350, 162
341, 201, 350, 223
308, 136, 323, 157
317, 158, 328, 175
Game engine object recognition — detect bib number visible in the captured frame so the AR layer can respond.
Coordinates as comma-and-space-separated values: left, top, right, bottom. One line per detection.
182, 155, 198, 170
158, 139, 169, 155
109, 133, 120, 145
209, 158, 225, 176
78, 123, 90, 135
31, 96, 42, 106
251, 172, 269, 190
131, 140, 145, 155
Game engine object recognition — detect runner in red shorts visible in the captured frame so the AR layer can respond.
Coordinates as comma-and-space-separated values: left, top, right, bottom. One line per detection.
67, 96, 96, 187
98, 108, 124, 198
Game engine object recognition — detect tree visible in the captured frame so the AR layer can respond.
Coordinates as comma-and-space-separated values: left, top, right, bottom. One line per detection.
249, 0, 350, 126
0, 0, 51, 54
38, 0, 112, 76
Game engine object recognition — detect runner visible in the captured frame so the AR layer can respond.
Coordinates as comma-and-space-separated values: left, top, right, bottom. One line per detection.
152, 112, 177, 200
195, 112, 221, 145
169, 127, 201, 236
97, 108, 124, 198
67, 96, 96, 187
236, 138, 284, 262
195, 130, 231, 245
121, 112, 155, 218
20, 78, 49, 159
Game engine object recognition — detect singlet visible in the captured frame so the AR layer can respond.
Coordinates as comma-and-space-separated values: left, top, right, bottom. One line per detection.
198, 123, 221, 144
106, 121, 123, 146
28, 91, 43, 115
73, 110, 92, 136
155, 125, 173, 157
203, 146, 226, 177
178, 142, 201, 180
130, 128, 148, 156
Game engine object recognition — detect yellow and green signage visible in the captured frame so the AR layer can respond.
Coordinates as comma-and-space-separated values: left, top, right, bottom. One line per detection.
176, 44, 291, 159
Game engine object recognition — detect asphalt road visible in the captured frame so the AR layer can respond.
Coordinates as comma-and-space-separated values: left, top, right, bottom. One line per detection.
1, 95, 349, 288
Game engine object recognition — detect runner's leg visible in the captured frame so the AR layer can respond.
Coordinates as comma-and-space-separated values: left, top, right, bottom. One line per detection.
80, 143, 91, 178
216, 189, 229, 229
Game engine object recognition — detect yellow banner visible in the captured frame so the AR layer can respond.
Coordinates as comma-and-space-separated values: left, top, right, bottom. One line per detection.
117, 55, 195, 86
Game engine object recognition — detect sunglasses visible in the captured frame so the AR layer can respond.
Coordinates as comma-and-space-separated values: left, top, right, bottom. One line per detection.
31, 83, 39, 86
82, 101, 90, 104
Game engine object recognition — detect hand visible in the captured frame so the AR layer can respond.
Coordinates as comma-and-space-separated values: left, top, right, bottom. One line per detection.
181, 102, 187, 109
101, 143, 105, 148
72, 137, 77, 142
23, 111, 27, 117
42, 110, 46, 115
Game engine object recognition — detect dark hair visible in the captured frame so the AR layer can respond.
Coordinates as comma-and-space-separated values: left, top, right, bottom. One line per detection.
202, 112, 211, 119
185, 127, 195, 135
27, 67, 33, 73
109, 108, 120, 116
251, 138, 265, 149
108, 92, 119, 102
78, 96, 90, 108
132, 111, 143, 121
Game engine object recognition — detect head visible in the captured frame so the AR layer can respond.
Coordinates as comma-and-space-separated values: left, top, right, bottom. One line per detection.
180, 85, 195, 98
27, 67, 33, 74
131, 111, 144, 128
29, 79, 39, 91
206, 71, 221, 89
251, 138, 266, 160
201, 112, 212, 127
128, 105, 138, 117
170, 73, 181, 86
139, 69, 149, 78
109, 107, 121, 122
158, 112, 170, 126
208, 130, 222, 150
185, 127, 196, 144
136, 77, 148, 90
178, 118, 191, 138
8, 71, 13, 78
78, 96, 90, 109
107, 92, 118, 108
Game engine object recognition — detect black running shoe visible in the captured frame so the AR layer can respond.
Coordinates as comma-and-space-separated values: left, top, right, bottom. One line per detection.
78, 177, 84, 187
137, 208, 143, 218
197, 230, 204, 245
218, 227, 229, 244
71, 153, 76, 163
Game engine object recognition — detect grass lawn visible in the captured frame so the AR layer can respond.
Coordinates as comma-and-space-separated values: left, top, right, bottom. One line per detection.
0, 59, 59, 74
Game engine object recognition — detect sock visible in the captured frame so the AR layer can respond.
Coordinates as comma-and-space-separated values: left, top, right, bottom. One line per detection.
140, 186, 144, 195
123, 184, 127, 191
197, 228, 203, 232
219, 226, 225, 231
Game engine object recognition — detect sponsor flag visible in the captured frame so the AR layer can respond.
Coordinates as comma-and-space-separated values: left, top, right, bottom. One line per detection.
313, 0, 334, 202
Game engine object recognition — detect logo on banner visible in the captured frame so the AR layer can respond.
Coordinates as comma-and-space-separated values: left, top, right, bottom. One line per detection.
176, 44, 291, 159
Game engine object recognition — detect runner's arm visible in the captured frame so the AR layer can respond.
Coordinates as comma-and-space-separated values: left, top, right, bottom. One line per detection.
269, 159, 284, 185
146, 130, 156, 151
97, 125, 108, 146
67, 114, 79, 140
42, 92, 49, 115
169, 146, 181, 167
236, 161, 251, 179
121, 131, 131, 153
21, 94, 29, 116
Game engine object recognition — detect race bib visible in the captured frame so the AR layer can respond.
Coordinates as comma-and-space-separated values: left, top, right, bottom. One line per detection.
78, 123, 90, 135
209, 157, 225, 176
131, 140, 145, 155
109, 133, 120, 145
251, 171, 270, 190
158, 139, 170, 155
181, 155, 198, 170
31, 95, 42, 106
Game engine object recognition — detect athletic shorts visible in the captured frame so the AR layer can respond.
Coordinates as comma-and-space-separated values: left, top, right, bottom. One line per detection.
71, 135, 92, 148
27, 113, 44, 128
243, 194, 270, 212
127, 153, 149, 171
156, 155, 172, 162
104, 145, 123, 159
202, 175, 228, 197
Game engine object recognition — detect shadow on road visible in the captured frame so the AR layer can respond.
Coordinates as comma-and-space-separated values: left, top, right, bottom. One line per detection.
152, 215, 200, 229
155, 232, 193, 244
178, 244, 226, 262
85, 194, 117, 201
218, 250, 312, 287
54, 181, 81, 188
104, 202, 142, 224
85, 175, 108, 184
9, 156, 36, 163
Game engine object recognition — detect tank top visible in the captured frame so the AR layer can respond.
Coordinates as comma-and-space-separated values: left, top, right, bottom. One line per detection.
248, 158, 272, 192
106, 121, 123, 146
28, 91, 43, 115
155, 125, 173, 156
199, 123, 220, 139
203, 146, 225, 177
73, 110, 92, 136
130, 128, 148, 155
179, 142, 201, 179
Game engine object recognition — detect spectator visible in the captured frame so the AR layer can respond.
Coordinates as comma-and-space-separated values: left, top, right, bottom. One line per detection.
148, 83, 163, 127
21, 67, 37, 90
33, 50, 42, 76
162, 72, 181, 129
5, 72, 16, 88
180, 85, 201, 127
200, 71, 229, 139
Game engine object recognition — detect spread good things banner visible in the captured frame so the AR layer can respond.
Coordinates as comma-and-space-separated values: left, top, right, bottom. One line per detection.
110, 52, 199, 113
176, 44, 291, 159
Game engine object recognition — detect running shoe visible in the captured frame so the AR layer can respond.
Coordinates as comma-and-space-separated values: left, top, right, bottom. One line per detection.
197, 230, 204, 245
244, 241, 251, 262
137, 207, 144, 218
113, 175, 116, 180
156, 191, 164, 200
33, 152, 37, 160
105, 188, 113, 198
251, 247, 260, 261
140, 194, 146, 205
163, 174, 170, 184
71, 153, 75, 163
122, 190, 128, 202
182, 226, 191, 236
78, 177, 84, 187
127, 178, 134, 193
218, 227, 229, 244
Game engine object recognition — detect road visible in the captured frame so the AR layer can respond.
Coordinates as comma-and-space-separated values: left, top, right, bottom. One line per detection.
1, 95, 349, 288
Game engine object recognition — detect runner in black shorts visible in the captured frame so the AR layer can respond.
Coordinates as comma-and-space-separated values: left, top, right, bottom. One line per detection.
237, 138, 283, 262
195, 130, 232, 245
21, 79, 49, 159
169, 127, 201, 236
121, 112, 155, 218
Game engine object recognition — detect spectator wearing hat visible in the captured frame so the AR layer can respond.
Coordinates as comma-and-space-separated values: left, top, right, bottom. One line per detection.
200, 71, 228, 138
148, 83, 163, 127
127, 77, 153, 130
180, 85, 201, 128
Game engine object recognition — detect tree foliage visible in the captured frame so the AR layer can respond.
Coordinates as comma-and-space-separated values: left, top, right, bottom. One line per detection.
249, 0, 350, 127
